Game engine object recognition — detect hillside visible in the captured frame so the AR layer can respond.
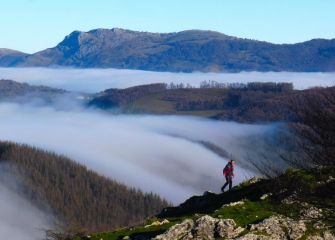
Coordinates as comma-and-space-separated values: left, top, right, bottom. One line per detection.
1, 28, 335, 72
88, 82, 335, 123
67, 167, 335, 240
0, 79, 67, 102
88, 83, 167, 109
0, 141, 168, 232
213, 85, 335, 123
77, 87, 334, 239
0, 48, 28, 66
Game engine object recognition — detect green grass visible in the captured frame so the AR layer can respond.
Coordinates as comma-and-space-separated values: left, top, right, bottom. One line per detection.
123, 91, 224, 117
274, 202, 302, 220
286, 168, 317, 187
72, 167, 335, 240
74, 222, 176, 240
125, 93, 176, 114
213, 200, 275, 226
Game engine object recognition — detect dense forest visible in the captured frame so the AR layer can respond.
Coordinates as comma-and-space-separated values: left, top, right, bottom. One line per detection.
0, 142, 168, 232
172, 82, 294, 112
88, 82, 335, 125
86, 82, 281, 119
214, 85, 335, 122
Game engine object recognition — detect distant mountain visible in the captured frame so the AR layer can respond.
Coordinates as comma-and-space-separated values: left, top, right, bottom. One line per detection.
0, 79, 65, 96
0, 79, 68, 104
1, 28, 335, 72
0, 48, 28, 66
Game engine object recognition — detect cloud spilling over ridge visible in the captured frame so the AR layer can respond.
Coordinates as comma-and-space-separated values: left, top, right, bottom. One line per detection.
0, 68, 334, 93
0, 102, 283, 203
0, 164, 53, 240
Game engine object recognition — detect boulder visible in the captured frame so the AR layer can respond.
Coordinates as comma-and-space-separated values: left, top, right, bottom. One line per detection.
249, 215, 306, 240
154, 219, 194, 240
154, 215, 244, 240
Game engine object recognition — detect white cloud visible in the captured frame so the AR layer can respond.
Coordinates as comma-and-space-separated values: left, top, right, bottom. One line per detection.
0, 67, 334, 93
0, 103, 277, 203
0, 165, 53, 240
0, 68, 305, 237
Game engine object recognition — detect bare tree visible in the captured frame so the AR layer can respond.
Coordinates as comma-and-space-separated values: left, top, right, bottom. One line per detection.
288, 87, 335, 167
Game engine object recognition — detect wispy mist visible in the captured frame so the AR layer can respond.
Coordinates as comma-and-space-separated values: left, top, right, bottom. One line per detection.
0, 67, 307, 238
0, 164, 53, 240
0, 102, 284, 203
0, 68, 334, 93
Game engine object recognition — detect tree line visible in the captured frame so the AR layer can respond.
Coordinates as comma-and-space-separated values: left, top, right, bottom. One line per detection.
0, 141, 169, 232
174, 82, 294, 112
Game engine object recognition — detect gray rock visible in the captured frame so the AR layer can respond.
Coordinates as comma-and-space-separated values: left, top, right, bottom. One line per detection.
154, 219, 194, 240
308, 231, 335, 240
236, 233, 273, 240
300, 207, 323, 220
154, 215, 243, 240
249, 215, 306, 240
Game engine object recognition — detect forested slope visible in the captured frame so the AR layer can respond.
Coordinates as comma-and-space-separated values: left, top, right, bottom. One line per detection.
0, 141, 168, 232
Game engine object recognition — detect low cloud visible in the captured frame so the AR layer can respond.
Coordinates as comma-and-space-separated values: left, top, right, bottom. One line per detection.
0, 164, 53, 240
0, 68, 319, 238
0, 67, 334, 93
0, 103, 285, 203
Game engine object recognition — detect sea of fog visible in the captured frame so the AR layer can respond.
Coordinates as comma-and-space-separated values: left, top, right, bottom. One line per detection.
0, 103, 282, 240
0, 102, 272, 203
0, 68, 329, 239
0, 67, 334, 92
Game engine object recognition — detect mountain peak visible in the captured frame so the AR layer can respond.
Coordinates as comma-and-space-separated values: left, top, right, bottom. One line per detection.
1, 28, 335, 72
59, 30, 82, 46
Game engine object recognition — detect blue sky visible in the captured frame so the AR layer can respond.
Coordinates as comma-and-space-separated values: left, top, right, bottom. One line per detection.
1, 0, 334, 53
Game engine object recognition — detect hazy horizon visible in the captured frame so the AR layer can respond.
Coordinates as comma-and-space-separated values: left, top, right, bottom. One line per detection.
0, 68, 334, 93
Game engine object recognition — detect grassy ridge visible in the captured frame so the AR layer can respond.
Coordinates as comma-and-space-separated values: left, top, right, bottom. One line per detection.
72, 167, 335, 239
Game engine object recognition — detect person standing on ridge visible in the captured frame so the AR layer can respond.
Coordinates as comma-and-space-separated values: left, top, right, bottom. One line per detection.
221, 159, 235, 192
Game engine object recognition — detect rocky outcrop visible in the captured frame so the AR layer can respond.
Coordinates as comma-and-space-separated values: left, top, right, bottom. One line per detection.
78, 167, 335, 240
243, 215, 306, 240
1, 28, 335, 72
307, 232, 335, 240
154, 215, 244, 240
145, 219, 170, 228
154, 219, 194, 240
154, 214, 335, 240
300, 206, 323, 220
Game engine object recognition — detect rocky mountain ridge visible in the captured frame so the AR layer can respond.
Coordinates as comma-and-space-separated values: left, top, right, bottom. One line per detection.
1, 28, 335, 72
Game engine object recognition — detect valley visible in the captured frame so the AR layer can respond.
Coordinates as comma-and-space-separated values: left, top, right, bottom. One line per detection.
1, 2, 334, 238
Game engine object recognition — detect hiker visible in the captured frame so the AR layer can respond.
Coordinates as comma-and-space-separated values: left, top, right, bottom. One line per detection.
221, 159, 235, 192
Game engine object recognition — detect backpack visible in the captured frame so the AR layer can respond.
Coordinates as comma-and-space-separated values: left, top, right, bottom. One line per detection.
223, 162, 233, 176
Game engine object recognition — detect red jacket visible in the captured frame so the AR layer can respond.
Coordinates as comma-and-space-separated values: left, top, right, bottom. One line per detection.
223, 162, 234, 177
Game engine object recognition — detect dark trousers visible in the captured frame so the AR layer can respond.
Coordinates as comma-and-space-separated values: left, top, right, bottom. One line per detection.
221, 175, 233, 192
